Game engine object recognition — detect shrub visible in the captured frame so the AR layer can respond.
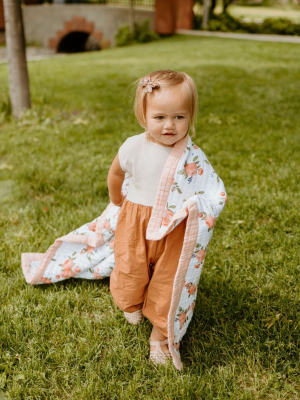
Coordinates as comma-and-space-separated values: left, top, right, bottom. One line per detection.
115, 20, 159, 47
115, 25, 135, 47
260, 18, 300, 36
0, 96, 11, 125
194, 13, 300, 36
134, 20, 159, 43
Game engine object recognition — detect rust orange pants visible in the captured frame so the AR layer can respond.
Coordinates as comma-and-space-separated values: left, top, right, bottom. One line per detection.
110, 199, 186, 337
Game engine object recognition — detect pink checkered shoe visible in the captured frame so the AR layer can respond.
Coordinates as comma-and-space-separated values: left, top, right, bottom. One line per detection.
123, 309, 144, 325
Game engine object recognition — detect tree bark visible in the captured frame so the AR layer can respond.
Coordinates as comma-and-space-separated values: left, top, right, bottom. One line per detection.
202, 0, 210, 29
3, 0, 31, 118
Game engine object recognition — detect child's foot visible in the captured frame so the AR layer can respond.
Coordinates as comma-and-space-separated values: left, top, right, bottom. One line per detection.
149, 326, 171, 365
124, 309, 143, 325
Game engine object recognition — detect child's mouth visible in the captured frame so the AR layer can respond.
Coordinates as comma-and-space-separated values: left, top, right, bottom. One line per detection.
163, 133, 175, 136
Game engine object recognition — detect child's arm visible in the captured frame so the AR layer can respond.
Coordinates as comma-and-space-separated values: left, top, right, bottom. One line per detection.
107, 154, 125, 205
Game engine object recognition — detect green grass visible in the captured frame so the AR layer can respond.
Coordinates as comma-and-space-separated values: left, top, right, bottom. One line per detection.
0, 35, 300, 399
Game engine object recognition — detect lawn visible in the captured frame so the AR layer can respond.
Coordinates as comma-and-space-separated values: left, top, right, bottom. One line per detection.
0, 35, 300, 399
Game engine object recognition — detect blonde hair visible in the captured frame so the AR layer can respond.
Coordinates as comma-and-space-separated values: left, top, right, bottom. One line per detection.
134, 70, 198, 137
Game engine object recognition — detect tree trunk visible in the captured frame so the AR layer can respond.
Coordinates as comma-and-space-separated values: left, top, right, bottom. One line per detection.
3, 0, 31, 118
202, 0, 210, 29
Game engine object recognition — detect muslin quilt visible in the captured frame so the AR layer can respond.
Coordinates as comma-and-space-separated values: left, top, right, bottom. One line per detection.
22, 133, 226, 370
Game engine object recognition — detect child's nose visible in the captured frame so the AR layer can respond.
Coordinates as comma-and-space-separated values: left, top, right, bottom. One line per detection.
164, 119, 175, 129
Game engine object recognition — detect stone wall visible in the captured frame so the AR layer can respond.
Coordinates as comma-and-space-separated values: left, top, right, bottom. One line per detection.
22, 4, 154, 49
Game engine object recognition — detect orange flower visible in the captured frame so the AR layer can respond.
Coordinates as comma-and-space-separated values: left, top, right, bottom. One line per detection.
193, 145, 198, 149
88, 222, 97, 232
56, 275, 60, 279
198, 212, 203, 218
220, 192, 225, 196
103, 221, 111, 230
194, 264, 200, 269
205, 215, 217, 229
62, 258, 73, 270
162, 209, 174, 227
93, 272, 102, 279
198, 168, 204, 175
40, 277, 52, 284
178, 312, 186, 325
184, 163, 198, 177
60, 269, 75, 279
196, 250, 206, 263
73, 266, 81, 274
86, 245, 95, 253
188, 285, 196, 295
109, 240, 114, 249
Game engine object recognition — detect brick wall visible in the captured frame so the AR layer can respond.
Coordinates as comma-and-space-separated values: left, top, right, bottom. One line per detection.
0, 0, 5, 30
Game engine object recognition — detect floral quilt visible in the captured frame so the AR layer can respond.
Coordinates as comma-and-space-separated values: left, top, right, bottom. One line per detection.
21, 134, 226, 371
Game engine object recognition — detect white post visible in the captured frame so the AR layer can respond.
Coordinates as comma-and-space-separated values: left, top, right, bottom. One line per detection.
129, 0, 134, 32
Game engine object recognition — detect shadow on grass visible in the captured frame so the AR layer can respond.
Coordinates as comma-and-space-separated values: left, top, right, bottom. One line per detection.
26, 272, 300, 375
182, 279, 300, 372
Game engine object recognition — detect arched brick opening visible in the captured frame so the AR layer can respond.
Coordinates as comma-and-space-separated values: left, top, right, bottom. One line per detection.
49, 16, 110, 53
57, 31, 101, 53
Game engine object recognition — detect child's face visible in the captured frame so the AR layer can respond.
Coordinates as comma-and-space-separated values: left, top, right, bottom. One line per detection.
145, 85, 190, 147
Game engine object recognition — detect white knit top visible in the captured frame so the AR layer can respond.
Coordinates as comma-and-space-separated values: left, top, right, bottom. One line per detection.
118, 133, 173, 207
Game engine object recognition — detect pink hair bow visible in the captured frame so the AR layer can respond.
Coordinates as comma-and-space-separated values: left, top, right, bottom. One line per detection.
139, 76, 160, 93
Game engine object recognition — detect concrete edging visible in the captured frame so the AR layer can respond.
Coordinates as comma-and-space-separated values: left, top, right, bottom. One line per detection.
176, 29, 300, 44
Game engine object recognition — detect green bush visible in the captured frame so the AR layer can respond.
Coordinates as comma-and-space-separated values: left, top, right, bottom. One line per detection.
261, 18, 300, 35
115, 25, 135, 47
115, 20, 159, 47
194, 13, 300, 36
134, 20, 160, 43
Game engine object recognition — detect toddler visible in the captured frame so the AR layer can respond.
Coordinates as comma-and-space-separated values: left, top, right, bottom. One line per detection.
108, 70, 204, 365
21, 69, 226, 370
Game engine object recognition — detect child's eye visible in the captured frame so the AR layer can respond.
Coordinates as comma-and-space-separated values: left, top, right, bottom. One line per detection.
175, 116, 184, 120
155, 116, 164, 120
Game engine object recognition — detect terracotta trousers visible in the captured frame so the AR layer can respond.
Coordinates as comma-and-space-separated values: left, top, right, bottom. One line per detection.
110, 199, 186, 337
